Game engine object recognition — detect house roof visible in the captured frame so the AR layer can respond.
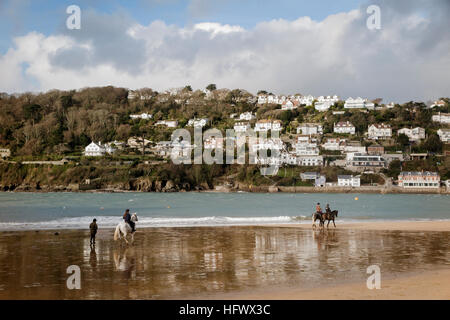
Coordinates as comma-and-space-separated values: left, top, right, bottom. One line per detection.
335, 121, 354, 127
370, 123, 391, 129
399, 171, 439, 177
338, 175, 359, 179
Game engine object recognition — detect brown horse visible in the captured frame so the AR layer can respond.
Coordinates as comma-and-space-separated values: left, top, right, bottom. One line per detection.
322, 210, 338, 228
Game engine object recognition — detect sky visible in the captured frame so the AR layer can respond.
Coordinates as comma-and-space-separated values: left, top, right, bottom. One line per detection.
0, 0, 449, 103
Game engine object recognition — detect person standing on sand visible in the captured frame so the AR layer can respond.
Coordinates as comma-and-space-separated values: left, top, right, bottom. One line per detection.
89, 218, 98, 245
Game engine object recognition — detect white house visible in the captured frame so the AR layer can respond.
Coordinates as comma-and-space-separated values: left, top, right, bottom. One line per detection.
156, 139, 193, 158
344, 97, 374, 109
128, 137, 152, 150
281, 152, 298, 165
334, 121, 356, 134
294, 136, 320, 156
239, 112, 256, 121
187, 118, 209, 128
255, 120, 282, 132
398, 127, 426, 142
315, 102, 331, 112
398, 171, 440, 188
251, 138, 284, 152
299, 95, 315, 106
127, 91, 138, 100
234, 122, 251, 133
317, 95, 339, 104
257, 95, 267, 104
281, 100, 297, 110
347, 153, 386, 168
437, 129, 450, 142
322, 138, 346, 151
338, 175, 361, 187
315, 95, 339, 111
130, 112, 152, 120
432, 112, 450, 124
386, 102, 395, 109
298, 156, 323, 166
368, 124, 392, 140
84, 142, 116, 157
344, 97, 365, 109
0, 148, 11, 158
297, 123, 323, 135
84, 142, 105, 157
155, 120, 178, 128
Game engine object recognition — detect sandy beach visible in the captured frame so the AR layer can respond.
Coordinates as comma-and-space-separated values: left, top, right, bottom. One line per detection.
199, 268, 450, 300
0, 221, 448, 300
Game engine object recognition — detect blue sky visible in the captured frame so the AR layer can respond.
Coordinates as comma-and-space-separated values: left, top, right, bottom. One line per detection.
0, 0, 364, 53
0, 0, 449, 102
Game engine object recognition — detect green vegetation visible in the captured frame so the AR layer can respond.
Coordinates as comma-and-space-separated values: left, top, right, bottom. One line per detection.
0, 87, 448, 190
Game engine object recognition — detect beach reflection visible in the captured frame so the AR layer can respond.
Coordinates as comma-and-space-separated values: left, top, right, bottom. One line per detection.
0, 227, 449, 299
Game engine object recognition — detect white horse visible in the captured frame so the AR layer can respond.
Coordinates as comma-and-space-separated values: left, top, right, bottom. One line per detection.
114, 213, 138, 244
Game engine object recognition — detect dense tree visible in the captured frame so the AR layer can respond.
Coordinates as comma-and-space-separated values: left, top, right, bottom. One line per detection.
384, 159, 402, 178
422, 133, 443, 153
397, 133, 410, 149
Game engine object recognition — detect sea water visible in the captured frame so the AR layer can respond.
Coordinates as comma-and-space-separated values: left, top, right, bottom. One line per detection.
0, 192, 448, 230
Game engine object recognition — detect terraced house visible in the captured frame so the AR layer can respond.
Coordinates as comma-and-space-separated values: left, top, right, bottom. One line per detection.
398, 172, 441, 188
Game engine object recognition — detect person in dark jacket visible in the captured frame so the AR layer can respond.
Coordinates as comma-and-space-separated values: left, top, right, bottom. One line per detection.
89, 218, 98, 245
123, 209, 135, 232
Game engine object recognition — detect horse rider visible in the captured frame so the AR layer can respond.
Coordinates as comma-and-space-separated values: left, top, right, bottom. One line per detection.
316, 203, 323, 218
123, 209, 135, 233
325, 204, 331, 214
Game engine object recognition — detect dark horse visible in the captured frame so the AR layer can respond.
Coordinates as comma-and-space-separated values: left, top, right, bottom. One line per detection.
312, 212, 324, 229
322, 210, 338, 228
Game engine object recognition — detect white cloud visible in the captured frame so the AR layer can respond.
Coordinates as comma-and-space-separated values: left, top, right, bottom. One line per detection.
1, 2, 449, 103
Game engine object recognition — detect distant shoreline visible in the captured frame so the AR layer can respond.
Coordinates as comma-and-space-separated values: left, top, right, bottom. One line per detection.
2, 220, 450, 233
1, 186, 448, 195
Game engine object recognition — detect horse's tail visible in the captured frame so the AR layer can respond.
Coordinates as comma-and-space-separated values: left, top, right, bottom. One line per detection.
114, 225, 121, 241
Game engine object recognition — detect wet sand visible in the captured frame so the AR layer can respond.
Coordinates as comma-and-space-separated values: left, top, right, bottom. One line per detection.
269, 220, 450, 232
200, 269, 450, 300
0, 221, 449, 300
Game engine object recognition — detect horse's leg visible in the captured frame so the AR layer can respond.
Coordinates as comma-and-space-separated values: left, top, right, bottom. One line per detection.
327, 220, 330, 228
333, 218, 336, 228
